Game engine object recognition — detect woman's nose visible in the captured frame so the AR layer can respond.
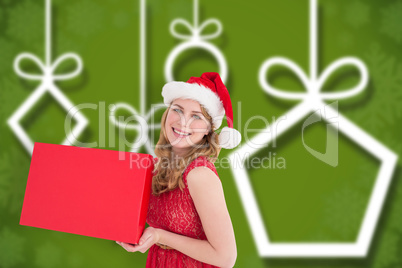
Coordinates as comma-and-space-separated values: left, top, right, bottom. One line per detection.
178, 114, 194, 127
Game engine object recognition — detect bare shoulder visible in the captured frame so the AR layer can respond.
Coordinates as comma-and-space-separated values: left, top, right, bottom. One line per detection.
187, 166, 222, 194
186, 167, 229, 226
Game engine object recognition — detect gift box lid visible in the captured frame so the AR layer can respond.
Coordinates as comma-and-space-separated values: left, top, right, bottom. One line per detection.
20, 142, 154, 244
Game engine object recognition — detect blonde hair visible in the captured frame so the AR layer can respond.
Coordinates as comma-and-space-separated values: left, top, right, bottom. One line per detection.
152, 102, 221, 195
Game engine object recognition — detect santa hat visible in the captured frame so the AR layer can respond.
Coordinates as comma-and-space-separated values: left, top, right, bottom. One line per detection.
162, 72, 241, 149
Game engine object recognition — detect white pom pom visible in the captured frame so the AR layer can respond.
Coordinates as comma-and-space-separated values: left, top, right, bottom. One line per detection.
218, 127, 242, 149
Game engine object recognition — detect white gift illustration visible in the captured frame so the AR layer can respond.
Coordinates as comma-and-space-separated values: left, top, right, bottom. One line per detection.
164, 0, 227, 83
109, 0, 165, 156
229, 0, 398, 257
8, 0, 88, 155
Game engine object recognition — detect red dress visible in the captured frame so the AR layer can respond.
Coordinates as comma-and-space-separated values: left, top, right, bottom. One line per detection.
146, 156, 220, 268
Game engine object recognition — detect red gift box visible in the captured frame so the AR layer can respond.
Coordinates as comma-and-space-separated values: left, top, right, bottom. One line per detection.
20, 142, 154, 244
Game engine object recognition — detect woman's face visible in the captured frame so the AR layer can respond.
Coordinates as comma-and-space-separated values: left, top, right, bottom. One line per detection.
165, 98, 211, 156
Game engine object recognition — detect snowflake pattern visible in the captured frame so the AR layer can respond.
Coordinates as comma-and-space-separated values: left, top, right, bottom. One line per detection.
0, 148, 30, 214
6, 0, 43, 46
168, 0, 192, 20
355, 158, 381, 194
322, 184, 367, 240
343, 0, 370, 29
0, 227, 26, 268
0, 76, 28, 122
380, 0, 402, 44
0, 6, 4, 28
53, 30, 83, 57
0, 0, 15, 7
388, 175, 402, 234
378, 126, 402, 164
0, 151, 12, 208
303, 228, 339, 242
337, 31, 354, 49
371, 229, 401, 268
0, 38, 18, 76
350, 43, 402, 133
65, 0, 105, 38
323, 0, 338, 19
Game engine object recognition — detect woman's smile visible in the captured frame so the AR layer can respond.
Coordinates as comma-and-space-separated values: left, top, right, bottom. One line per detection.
172, 127, 192, 137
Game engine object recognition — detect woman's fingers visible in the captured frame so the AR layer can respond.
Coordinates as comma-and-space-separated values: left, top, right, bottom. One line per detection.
138, 235, 154, 253
116, 241, 140, 252
115, 227, 160, 253
132, 232, 155, 253
139, 240, 153, 253
139, 229, 153, 245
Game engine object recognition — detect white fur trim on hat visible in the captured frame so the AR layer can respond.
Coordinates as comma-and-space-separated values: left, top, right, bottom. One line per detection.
162, 81, 225, 129
218, 127, 241, 149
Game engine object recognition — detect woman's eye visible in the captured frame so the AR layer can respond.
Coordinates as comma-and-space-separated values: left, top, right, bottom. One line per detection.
193, 114, 201, 120
173, 109, 182, 113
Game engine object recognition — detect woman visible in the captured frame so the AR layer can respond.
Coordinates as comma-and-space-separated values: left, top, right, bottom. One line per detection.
116, 72, 241, 267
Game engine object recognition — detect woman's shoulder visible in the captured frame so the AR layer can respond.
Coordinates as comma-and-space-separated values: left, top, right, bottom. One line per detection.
184, 155, 219, 179
183, 156, 221, 197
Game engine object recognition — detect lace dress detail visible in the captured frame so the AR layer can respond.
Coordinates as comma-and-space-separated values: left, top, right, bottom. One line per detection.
146, 156, 220, 268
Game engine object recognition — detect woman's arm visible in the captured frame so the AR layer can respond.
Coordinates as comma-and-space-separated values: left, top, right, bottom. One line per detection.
117, 166, 237, 268
161, 166, 237, 267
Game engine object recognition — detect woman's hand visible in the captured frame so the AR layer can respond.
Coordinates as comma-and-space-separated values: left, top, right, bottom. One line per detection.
116, 227, 161, 253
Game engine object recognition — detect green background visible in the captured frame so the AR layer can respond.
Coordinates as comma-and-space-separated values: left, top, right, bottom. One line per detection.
1, 0, 402, 267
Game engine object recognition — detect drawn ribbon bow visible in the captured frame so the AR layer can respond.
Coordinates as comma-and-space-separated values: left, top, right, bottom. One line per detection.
259, 56, 368, 104
14, 52, 82, 83
170, 18, 222, 42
